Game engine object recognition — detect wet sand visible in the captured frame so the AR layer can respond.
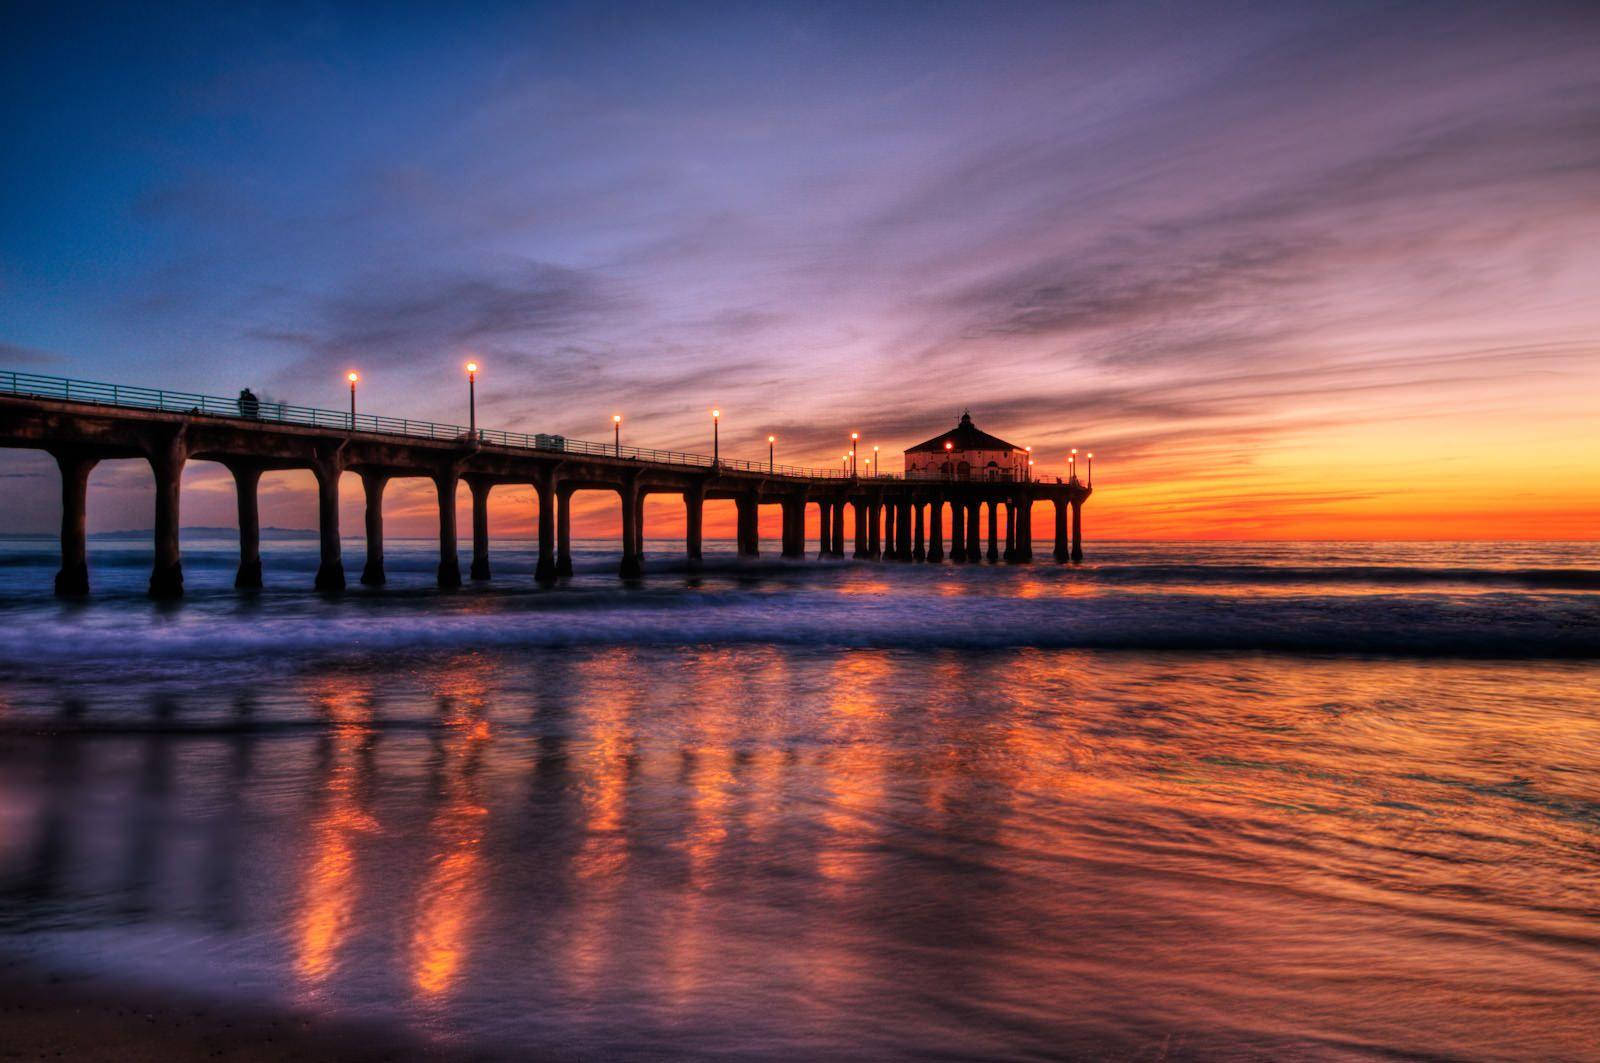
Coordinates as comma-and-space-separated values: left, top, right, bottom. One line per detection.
0, 960, 510, 1062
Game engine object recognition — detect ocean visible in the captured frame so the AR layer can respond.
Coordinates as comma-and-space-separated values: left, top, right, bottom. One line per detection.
0, 537, 1597, 1059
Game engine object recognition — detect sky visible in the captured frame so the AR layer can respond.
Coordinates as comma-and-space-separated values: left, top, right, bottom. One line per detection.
2, 0, 1597, 540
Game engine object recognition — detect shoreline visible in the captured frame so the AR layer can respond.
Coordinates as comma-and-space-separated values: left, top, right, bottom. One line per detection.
0, 958, 524, 1062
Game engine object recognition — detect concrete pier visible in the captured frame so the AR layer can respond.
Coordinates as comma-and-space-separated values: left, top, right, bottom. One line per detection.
1, 379, 1091, 597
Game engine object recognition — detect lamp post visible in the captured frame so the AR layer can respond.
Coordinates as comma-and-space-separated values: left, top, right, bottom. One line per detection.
768, 435, 776, 473
850, 432, 859, 476
1025, 445, 1032, 482
613, 414, 622, 456
1070, 448, 1078, 482
944, 440, 953, 480
466, 362, 479, 437
347, 371, 359, 429
872, 445, 879, 479
712, 409, 720, 465
1087, 452, 1093, 488
841, 454, 849, 474
863, 457, 871, 476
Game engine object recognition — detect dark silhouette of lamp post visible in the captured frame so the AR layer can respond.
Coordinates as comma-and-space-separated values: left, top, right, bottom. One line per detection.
613, 414, 622, 456
712, 408, 720, 466
1087, 452, 1093, 487
944, 440, 953, 480
768, 435, 776, 473
466, 361, 479, 437
850, 432, 859, 476
347, 371, 358, 429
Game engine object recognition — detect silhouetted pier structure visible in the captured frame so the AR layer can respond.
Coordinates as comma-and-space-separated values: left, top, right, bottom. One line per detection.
0, 370, 1092, 598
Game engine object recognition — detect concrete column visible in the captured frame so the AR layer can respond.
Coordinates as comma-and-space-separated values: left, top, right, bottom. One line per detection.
987, 500, 1000, 562
782, 496, 805, 558
535, 477, 557, 585
557, 485, 574, 577
950, 497, 966, 562
853, 499, 867, 558
684, 487, 703, 570
817, 500, 832, 559
1054, 497, 1070, 562
633, 490, 646, 561
1019, 499, 1034, 562
360, 471, 387, 586
148, 436, 186, 599
867, 499, 881, 559
230, 463, 263, 589
469, 479, 492, 581
53, 452, 97, 597
927, 498, 944, 563
620, 481, 642, 578
309, 460, 345, 591
1071, 499, 1084, 562
967, 500, 981, 564
736, 495, 759, 558
896, 499, 912, 561
831, 500, 846, 558
913, 502, 925, 561
1003, 501, 1017, 562
435, 471, 461, 588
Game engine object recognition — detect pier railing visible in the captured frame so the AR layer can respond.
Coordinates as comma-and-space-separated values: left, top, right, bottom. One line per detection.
0, 369, 846, 479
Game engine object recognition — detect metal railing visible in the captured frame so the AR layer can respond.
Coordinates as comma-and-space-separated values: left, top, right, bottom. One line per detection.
0, 369, 847, 479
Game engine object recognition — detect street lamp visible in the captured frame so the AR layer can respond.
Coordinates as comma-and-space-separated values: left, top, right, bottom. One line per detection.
1025, 445, 1032, 482
850, 432, 859, 476
944, 440, 953, 480
841, 453, 849, 474
872, 444, 879, 479
1070, 447, 1078, 482
768, 435, 776, 473
465, 361, 479, 437
613, 414, 622, 456
347, 371, 359, 429
1087, 452, 1093, 487
712, 409, 720, 465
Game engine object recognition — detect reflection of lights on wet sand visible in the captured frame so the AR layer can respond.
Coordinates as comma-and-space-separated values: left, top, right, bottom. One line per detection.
294, 681, 378, 987
816, 654, 892, 885
411, 657, 493, 1000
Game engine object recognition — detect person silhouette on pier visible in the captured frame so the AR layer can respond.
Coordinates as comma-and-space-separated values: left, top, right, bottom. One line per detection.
237, 388, 260, 419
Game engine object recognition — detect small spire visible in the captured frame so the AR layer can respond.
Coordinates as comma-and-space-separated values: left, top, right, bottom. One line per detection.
959, 409, 973, 426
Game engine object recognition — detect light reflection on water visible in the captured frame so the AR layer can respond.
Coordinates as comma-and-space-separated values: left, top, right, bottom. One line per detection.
2, 646, 1596, 1059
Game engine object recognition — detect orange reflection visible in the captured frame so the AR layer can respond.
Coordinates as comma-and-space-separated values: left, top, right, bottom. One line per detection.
815, 653, 893, 886
294, 678, 379, 988
410, 656, 493, 1000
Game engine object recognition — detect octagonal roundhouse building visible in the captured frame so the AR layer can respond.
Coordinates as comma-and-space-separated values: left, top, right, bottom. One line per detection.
905, 411, 1029, 481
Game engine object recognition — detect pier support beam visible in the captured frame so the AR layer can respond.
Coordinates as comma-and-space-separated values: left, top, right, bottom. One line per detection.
535, 475, 557, 586
831, 500, 846, 558
817, 500, 832, 559
311, 458, 345, 592
735, 494, 759, 559
469, 478, 492, 581
229, 462, 263, 590
620, 480, 642, 579
434, 471, 461, 589
913, 502, 925, 561
867, 500, 881, 559
782, 496, 805, 559
684, 486, 703, 571
1003, 501, 1016, 562
53, 451, 97, 597
987, 501, 999, 563
1071, 499, 1084, 562
1054, 498, 1070, 562
147, 433, 187, 599
360, 471, 387, 586
895, 500, 911, 561
967, 501, 981, 566
950, 498, 966, 562
557, 485, 574, 577
633, 490, 646, 563
853, 499, 867, 558
927, 499, 944, 563
1018, 499, 1034, 562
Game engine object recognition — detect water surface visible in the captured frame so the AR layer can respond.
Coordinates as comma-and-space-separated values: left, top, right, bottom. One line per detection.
1, 539, 1596, 1059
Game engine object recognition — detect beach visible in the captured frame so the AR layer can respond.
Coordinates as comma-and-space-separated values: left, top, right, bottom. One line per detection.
0, 538, 1596, 1059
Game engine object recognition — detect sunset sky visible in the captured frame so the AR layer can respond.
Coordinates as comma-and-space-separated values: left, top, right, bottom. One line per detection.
3, 0, 1597, 540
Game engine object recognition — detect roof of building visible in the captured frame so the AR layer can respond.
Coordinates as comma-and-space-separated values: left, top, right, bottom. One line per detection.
905, 411, 1023, 454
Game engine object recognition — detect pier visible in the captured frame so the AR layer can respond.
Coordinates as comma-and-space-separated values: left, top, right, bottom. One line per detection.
0, 370, 1092, 598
